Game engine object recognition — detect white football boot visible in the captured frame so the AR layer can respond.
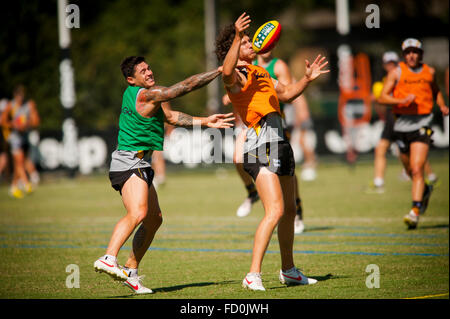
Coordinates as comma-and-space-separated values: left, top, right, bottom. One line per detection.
93, 256, 129, 281
242, 273, 265, 291
403, 209, 419, 229
236, 198, 252, 217
294, 215, 305, 234
279, 267, 317, 285
123, 275, 154, 294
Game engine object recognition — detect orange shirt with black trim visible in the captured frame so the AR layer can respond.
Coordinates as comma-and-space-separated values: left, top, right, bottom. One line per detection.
392, 62, 434, 115
226, 64, 281, 128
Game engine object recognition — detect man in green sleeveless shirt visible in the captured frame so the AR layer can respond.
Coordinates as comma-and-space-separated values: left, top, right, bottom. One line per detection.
94, 56, 234, 294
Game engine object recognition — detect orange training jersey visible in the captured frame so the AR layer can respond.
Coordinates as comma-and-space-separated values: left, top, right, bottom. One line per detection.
392, 62, 434, 115
227, 64, 281, 128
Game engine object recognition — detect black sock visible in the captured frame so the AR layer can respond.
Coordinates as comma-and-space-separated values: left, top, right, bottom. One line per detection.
412, 201, 422, 209
246, 183, 258, 202
296, 198, 303, 219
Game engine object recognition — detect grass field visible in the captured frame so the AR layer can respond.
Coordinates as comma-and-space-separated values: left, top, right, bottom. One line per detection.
0, 155, 448, 300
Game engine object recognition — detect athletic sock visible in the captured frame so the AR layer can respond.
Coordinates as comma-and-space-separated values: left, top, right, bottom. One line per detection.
103, 255, 117, 263
296, 198, 303, 219
123, 267, 138, 278
412, 201, 422, 216
245, 183, 258, 202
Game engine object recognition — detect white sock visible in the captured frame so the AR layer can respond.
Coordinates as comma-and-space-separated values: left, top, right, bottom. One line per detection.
103, 255, 117, 263
427, 173, 437, 182
374, 177, 384, 187
123, 267, 138, 277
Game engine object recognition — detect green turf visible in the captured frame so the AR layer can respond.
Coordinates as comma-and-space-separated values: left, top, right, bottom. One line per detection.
0, 155, 448, 299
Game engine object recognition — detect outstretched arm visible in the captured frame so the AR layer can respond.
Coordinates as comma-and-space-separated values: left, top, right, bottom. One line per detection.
162, 103, 235, 128
276, 55, 329, 103
136, 68, 222, 118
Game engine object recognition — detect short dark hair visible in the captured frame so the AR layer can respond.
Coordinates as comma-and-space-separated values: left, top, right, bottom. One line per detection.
120, 56, 146, 79
215, 24, 249, 63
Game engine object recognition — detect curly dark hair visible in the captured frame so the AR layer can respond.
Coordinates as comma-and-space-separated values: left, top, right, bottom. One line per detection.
214, 24, 249, 63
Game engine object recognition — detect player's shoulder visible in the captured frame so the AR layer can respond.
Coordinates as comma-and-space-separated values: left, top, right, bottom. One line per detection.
424, 64, 435, 75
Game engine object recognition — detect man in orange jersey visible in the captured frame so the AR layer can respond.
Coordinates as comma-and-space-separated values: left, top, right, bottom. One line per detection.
379, 38, 449, 229
215, 13, 329, 291
224, 50, 309, 234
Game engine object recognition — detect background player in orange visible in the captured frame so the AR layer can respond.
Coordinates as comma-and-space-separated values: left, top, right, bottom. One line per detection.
0, 98, 11, 184
225, 49, 307, 234
215, 13, 329, 291
292, 93, 317, 183
368, 51, 437, 194
379, 38, 448, 229
0, 85, 40, 198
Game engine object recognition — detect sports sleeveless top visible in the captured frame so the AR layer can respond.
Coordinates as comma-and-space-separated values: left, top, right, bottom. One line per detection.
392, 62, 434, 115
11, 100, 31, 127
253, 58, 286, 111
117, 86, 165, 151
226, 64, 281, 128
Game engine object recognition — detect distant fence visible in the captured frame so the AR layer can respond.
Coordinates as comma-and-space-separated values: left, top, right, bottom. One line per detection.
31, 113, 449, 174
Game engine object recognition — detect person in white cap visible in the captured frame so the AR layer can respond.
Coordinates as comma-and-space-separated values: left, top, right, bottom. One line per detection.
379, 38, 449, 229
367, 51, 437, 194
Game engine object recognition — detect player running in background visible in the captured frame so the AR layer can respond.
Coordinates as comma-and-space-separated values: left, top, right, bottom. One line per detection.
292, 93, 317, 183
215, 13, 329, 291
0, 98, 11, 183
0, 85, 40, 198
379, 38, 448, 229
227, 49, 307, 233
151, 103, 174, 190
93, 56, 234, 294
368, 51, 437, 194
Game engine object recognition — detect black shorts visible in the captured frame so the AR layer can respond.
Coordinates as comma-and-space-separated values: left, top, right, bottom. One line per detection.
380, 110, 395, 141
243, 140, 296, 181
109, 167, 154, 194
393, 127, 434, 154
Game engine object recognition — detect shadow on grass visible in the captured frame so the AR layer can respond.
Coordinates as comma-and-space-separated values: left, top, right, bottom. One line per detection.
268, 273, 342, 290
419, 224, 449, 230
106, 280, 239, 298
303, 227, 334, 232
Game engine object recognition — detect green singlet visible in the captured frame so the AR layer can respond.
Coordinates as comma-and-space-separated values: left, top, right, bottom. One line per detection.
253, 58, 285, 111
117, 85, 165, 151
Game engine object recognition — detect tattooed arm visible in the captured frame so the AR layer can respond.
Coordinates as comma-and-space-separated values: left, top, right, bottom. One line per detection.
162, 103, 235, 128
136, 68, 222, 118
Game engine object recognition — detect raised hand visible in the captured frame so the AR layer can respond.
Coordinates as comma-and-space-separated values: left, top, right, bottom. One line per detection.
206, 112, 235, 128
305, 55, 330, 81
235, 12, 251, 37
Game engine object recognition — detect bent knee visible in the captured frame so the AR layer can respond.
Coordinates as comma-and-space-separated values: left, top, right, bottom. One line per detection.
143, 210, 163, 227
265, 209, 284, 224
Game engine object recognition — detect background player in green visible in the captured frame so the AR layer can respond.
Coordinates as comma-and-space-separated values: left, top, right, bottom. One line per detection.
94, 56, 234, 294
